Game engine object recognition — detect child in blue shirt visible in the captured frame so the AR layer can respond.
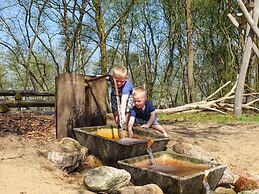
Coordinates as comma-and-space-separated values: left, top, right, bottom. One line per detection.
107, 65, 134, 126
128, 86, 168, 138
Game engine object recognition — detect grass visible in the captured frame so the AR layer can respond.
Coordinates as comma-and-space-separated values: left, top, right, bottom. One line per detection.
158, 112, 259, 123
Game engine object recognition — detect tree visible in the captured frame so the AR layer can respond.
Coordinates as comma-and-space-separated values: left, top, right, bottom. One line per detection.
0, 0, 54, 90
185, 0, 195, 103
89, 0, 136, 74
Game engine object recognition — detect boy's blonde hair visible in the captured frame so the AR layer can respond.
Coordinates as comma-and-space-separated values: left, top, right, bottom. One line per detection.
132, 86, 147, 98
112, 65, 128, 79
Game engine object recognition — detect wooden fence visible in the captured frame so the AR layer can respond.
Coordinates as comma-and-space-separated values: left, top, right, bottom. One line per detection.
0, 90, 55, 112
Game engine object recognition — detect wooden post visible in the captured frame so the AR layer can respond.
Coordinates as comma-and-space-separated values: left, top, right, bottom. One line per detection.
55, 73, 86, 139
55, 73, 107, 139
85, 75, 107, 126
234, 0, 259, 116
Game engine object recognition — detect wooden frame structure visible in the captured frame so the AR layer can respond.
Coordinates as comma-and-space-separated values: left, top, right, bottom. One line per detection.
228, 0, 259, 115
55, 73, 107, 139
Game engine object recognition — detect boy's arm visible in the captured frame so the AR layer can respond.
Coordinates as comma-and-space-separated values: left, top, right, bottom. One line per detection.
120, 94, 129, 122
141, 111, 156, 128
128, 116, 135, 138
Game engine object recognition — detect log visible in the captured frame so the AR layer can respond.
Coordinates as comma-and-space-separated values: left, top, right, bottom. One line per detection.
0, 90, 55, 97
0, 100, 54, 108
157, 81, 259, 114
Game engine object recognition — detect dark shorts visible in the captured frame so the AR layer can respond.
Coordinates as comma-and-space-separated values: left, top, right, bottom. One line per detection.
134, 116, 159, 125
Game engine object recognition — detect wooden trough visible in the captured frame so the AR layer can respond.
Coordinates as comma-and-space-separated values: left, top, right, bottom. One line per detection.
73, 125, 169, 166
117, 150, 226, 194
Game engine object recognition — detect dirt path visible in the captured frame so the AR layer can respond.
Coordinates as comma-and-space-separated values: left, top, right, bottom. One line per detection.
0, 113, 259, 193
0, 134, 94, 194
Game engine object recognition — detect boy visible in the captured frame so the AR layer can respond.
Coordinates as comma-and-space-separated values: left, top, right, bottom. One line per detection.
128, 86, 168, 138
108, 65, 134, 126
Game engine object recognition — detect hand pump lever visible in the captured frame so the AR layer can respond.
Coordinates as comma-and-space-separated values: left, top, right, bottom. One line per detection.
113, 77, 124, 138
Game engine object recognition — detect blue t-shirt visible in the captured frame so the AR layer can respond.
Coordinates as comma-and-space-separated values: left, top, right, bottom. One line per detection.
108, 75, 134, 97
130, 100, 155, 121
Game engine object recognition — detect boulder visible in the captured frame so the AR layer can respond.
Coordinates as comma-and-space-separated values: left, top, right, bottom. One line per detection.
47, 137, 88, 173
234, 174, 259, 192
84, 166, 131, 193
172, 139, 214, 162
116, 184, 163, 194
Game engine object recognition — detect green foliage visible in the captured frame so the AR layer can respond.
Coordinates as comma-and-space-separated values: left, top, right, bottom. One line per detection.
3, 49, 56, 91
159, 112, 259, 122
192, 0, 241, 96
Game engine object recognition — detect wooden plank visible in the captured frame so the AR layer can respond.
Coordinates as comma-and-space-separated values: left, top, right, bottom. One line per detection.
85, 76, 107, 127
0, 90, 55, 96
55, 73, 86, 139
0, 100, 54, 107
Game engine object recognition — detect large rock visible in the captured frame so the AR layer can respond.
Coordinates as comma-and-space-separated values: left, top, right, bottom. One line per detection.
172, 139, 214, 161
214, 187, 237, 194
234, 174, 259, 192
218, 167, 238, 186
116, 184, 163, 194
47, 137, 88, 173
84, 166, 131, 193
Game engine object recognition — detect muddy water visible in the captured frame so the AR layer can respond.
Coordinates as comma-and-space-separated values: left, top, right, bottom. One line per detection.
94, 128, 129, 139
134, 154, 211, 177
94, 128, 145, 140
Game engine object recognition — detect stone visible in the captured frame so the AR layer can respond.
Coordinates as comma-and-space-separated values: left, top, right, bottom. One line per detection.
234, 174, 259, 192
172, 140, 214, 162
47, 137, 88, 173
116, 184, 163, 194
84, 166, 131, 193
214, 187, 237, 194
237, 189, 259, 194
218, 167, 238, 186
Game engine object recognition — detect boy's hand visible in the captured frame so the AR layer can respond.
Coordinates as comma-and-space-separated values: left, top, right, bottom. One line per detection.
121, 114, 126, 125
141, 124, 150, 129
128, 130, 133, 138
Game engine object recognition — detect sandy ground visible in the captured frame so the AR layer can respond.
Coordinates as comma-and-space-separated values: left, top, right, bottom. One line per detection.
0, 113, 259, 194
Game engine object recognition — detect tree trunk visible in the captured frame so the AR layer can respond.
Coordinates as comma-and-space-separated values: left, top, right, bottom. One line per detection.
62, 0, 71, 72
94, 0, 107, 74
185, 0, 195, 103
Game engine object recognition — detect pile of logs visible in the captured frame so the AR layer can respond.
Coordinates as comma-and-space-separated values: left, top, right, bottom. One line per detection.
157, 81, 259, 114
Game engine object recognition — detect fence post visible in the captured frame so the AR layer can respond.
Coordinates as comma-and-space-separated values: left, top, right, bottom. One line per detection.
55, 73, 86, 139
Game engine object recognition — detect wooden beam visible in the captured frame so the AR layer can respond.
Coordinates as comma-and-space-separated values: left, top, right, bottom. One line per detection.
0, 90, 55, 97
236, 0, 259, 39
234, 0, 259, 116
227, 13, 259, 58
0, 100, 54, 108
85, 74, 108, 83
